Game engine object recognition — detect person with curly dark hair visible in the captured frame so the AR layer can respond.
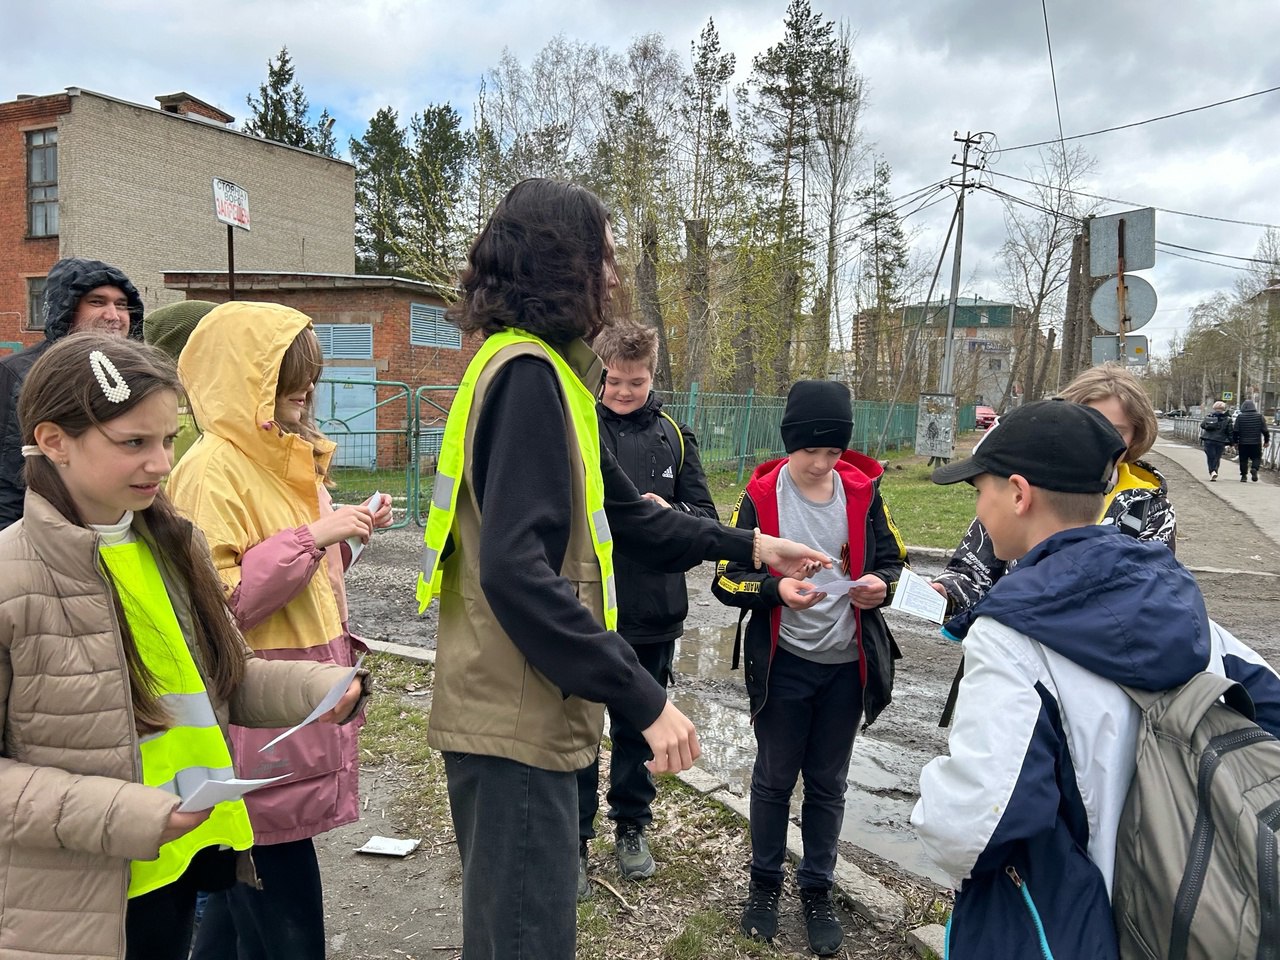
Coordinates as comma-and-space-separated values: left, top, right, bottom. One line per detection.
417, 178, 829, 960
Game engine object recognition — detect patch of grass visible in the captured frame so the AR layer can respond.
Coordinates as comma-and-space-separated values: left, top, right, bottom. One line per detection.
879, 459, 976, 550
358, 656, 450, 835
663, 910, 732, 960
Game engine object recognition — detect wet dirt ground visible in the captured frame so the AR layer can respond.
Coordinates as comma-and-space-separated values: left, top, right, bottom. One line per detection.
330, 429, 1280, 944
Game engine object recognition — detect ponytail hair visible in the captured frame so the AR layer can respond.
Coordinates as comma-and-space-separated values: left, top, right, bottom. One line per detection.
20, 334, 246, 733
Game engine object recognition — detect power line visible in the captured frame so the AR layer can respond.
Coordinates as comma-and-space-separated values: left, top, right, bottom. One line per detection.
986, 169, 1280, 229
1157, 248, 1252, 273
1001, 83, 1280, 152
1039, 0, 1068, 165
1155, 240, 1276, 265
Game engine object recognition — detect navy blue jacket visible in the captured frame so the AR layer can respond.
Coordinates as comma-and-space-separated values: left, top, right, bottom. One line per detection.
913, 526, 1280, 960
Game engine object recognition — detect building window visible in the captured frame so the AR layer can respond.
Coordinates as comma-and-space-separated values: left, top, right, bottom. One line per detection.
988, 358, 1002, 371
27, 129, 58, 237
313, 323, 374, 360
410, 303, 460, 349
26, 277, 47, 330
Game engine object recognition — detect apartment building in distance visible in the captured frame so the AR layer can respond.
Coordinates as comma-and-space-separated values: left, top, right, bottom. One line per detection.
0, 86, 354, 350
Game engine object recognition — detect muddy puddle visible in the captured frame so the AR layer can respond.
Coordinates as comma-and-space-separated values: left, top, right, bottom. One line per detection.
671, 615, 954, 888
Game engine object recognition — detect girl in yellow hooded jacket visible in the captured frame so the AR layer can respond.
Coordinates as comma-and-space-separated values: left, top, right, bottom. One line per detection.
168, 303, 390, 960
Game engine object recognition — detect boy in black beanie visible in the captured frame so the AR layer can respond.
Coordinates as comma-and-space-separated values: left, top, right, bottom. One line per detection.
713, 379, 907, 956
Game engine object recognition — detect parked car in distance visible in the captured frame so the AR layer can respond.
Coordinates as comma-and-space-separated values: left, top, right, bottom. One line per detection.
975, 405, 997, 429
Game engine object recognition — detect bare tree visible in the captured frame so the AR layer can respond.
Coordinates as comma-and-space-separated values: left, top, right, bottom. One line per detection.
997, 146, 1098, 405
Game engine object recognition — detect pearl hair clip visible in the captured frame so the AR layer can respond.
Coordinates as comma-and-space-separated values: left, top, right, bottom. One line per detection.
89, 350, 131, 403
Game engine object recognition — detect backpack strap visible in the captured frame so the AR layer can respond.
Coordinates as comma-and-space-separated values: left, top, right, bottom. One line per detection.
658, 411, 685, 472
1120, 673, 1256, 730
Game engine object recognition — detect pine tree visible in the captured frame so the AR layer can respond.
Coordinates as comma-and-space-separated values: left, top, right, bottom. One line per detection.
243, 46, 337, 157
350, 107, 408, 274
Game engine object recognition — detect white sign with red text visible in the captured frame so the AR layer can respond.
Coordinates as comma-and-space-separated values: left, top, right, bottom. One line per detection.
212, 177, 250, 230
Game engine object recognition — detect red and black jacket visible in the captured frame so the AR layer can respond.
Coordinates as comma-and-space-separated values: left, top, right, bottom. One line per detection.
711, 451, 907, 726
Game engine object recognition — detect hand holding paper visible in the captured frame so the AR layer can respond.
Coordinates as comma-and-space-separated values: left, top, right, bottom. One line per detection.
177, 774, 291, 813
345, 491, 384, 561
258, 654, 365, 753
887, 567, 948, 624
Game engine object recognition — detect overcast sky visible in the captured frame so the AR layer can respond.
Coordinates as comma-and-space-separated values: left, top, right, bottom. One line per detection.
5, 0, 1277, 357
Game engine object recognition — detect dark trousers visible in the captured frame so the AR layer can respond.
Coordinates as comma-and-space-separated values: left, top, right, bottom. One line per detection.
750, 647, 863, 891
1203, 440, 1226, 474
577, 639, 674, 840
127, 847, 237, 960
189, 839, 325, 960
1239, 442, 1262, 478
445, 751, 578, 960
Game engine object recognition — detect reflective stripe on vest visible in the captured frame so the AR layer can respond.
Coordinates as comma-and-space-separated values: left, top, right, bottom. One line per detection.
98, 541, 254, 898
417, 330, 617, 630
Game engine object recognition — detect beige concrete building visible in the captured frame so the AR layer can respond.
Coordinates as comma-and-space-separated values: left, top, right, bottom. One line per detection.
1, 87, 354, 346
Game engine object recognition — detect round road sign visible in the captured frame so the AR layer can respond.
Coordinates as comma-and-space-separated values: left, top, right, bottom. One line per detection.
1090, 275, 1157, 333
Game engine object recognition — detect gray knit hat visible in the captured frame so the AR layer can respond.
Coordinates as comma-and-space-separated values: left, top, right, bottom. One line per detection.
143, 300, 218, 360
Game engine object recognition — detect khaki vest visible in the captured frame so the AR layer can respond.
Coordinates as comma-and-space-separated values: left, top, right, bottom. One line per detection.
425, 335, 613, 771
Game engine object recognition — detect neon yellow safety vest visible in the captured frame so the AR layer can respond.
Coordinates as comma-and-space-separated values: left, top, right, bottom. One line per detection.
99, 541, 255, 898
417, 329, 617, 630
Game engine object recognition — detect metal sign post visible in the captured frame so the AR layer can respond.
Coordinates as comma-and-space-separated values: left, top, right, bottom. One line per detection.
212, 178, 251, 300
1089, 208, 1156, 368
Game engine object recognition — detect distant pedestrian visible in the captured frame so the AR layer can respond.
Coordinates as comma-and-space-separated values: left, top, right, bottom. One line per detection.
1231, 398, 1270, 482
576, 323, 719, 898
1198, 400, 1233, 480
0, 257, 142, 528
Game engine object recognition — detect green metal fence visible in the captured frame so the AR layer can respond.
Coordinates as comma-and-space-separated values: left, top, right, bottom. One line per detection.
312, 378, 414, 528
316, 376, 978, 524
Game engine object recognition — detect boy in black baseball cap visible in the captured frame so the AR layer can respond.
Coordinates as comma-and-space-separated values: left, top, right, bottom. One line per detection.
910, 399, 1280, 959
930, 399, 1126, 561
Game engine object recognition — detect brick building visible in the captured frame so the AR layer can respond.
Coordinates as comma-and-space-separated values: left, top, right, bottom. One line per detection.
1, 86, 354, 348
163, 271, 476, 469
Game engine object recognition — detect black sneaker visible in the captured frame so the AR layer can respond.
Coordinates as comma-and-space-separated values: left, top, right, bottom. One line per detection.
577, 841, 592, 902
800, 886, 844, 956
1252, 472, 1259, 481
615, 822, 655, 880
740, 880, 782, 942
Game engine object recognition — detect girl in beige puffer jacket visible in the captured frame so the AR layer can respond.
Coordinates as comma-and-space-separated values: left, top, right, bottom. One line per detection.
0, 334, 365, 960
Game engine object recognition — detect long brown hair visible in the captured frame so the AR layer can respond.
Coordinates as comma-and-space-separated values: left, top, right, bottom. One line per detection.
20, 334, 247, 733
274, 326, 331, 481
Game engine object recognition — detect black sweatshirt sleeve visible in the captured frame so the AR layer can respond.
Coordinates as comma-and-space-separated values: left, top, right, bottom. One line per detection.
710, 491, 784, 611
670, 424, 719, 520
601, 441, 751, 570
472, 357, 749, 730
0, 363, 26, 529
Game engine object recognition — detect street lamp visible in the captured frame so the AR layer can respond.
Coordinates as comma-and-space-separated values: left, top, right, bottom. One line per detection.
1214, 328, 1244, 407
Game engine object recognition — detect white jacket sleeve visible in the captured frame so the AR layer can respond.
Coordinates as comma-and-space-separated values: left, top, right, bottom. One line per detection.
911, 618, 1057, 888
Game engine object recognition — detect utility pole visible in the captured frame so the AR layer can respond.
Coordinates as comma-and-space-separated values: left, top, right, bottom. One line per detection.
939, 132, 982, 395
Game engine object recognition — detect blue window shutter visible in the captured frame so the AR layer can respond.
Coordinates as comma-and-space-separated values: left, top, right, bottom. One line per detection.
410, 303, 460, 349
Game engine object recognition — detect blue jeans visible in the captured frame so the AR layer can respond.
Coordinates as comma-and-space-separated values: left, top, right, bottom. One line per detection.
577, 639, 674, 839
749, 647, 864, 891
1203, 440, 1226, 474
446, 751, 578, 960
189, 838, 324, 960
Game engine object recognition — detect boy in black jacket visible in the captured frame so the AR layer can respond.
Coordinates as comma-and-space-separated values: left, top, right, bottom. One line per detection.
713, 380, 906, 956
577, 323, 719, 896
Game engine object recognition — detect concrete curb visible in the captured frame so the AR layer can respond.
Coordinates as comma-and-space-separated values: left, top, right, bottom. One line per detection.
366, 638, 436, 663
907, 923, 946, 959
682, 774, 909, 930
